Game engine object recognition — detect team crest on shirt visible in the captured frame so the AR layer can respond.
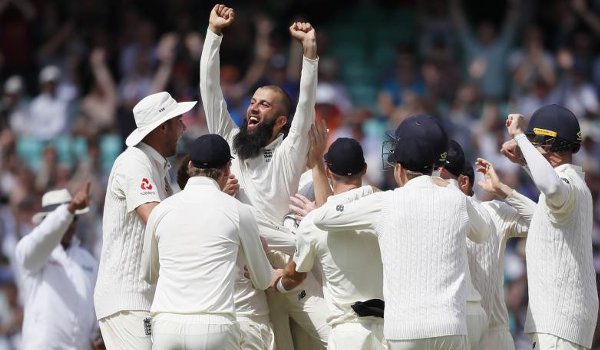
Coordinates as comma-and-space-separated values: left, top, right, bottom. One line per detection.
263, 149, 273, 162
336, 204, 344, 212
140, 178, 153, 190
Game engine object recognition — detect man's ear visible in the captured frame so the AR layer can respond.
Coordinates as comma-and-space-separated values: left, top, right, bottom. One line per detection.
458, 174, 469, 191
275, 115, 288, 129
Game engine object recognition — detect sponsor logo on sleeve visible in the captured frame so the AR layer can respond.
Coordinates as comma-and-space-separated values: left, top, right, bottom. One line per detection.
141, 178, 154, 190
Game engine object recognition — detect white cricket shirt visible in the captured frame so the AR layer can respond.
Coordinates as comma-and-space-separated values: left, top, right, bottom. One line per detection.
315, 176, 490, 340
142, 177, 273, 316
16, 205, 98, 350
293, 186, 382, 327
94, 142, 172, 319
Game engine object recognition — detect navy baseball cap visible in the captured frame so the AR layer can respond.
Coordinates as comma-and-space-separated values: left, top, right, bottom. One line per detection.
461, 165, 475, 187
324, 138, 366, 176
386, 114, 449, 165
390, 136, 435, 173
443, 140, 466, 177
189, 134, 233, 169
526, 104, 582, 153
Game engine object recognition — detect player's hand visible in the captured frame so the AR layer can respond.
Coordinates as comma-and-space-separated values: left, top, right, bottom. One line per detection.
307, 119, 328, 169
209, 4, 235, 35
500, 139, 525, 165
270, 269, 284, 290
68, 182, 90, 214
289, 22, 317, 59
476, 158, 512, 199
506, 113, 526, 138
289, 194, 315, 221
222, 174, 239, 197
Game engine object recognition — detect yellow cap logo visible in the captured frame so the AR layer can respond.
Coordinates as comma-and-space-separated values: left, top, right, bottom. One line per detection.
577, 131, 582, 141
533, 128, 558, 137
439, 151, 447, 161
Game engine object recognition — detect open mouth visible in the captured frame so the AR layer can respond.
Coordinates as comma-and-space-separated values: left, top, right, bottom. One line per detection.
247, 116, 260, 129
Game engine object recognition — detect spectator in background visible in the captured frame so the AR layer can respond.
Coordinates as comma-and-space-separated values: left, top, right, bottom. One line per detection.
1, 76, 29, 137
15, 184, 100, 350
28, 66, 69, 141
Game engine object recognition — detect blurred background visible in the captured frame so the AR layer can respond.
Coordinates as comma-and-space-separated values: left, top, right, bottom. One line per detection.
0, 0, 599, 348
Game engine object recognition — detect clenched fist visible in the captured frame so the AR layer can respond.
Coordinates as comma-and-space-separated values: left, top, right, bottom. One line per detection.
289, 22, 317, 59
506, 113, 527, 138
209, 4, 235, 35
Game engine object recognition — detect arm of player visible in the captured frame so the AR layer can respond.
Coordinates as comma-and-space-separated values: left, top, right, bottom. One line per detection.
279, 260, 307, 292
282, 22, 318, 152
466, 197, 492, 243
309, 119, 333, 207
239, 204, 275, 290
141, 206, 166, 284
314, 191, 385, 233
507, 114, 570, 209
199, 4, 238, 140
505, 190, 536, 224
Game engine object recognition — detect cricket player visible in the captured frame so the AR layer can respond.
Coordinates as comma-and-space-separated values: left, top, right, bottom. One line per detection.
142, 134, 277, 350
94, 92, 196, 349
458, 161, 536, 350
200, 5, 329, 349
277, 137, 386, 350
313, 117, 491, 350
504, 104, 598, 349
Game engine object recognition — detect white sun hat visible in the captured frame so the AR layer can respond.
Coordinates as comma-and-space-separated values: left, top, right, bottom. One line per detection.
32, 189, 89, 225
125, 92, 197, 147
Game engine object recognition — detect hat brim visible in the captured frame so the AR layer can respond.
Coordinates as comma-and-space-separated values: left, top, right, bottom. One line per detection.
32, 207, 89, 225
125, 101, 197, 147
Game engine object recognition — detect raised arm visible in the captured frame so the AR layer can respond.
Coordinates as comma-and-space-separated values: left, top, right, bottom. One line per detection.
283, 22, 318, 145
16, 183, 89, 274
506, 114, 570, 208
89, 48, 117, 107
309, 119, 332, 206
199, 4, 238, 140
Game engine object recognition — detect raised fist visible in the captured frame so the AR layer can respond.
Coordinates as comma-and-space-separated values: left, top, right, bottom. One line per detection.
506, 113, 527, 138
209, 4, 235, 35
289, 22, 315, 43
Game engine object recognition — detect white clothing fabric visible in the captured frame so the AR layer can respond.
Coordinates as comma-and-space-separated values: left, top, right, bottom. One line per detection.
314, 176, 491, 341
151, 313, 241, 350
238, 316, 275, 350
328, 319, 387, 350
29, 92, 68, 141
528, 332, 588, 350
482, 327, 514, 350
142, 176, 273, 315
523, 162, 597, 347
15, 205, 98, 350
465, 302, 487, 350
470, 193, 534, 331
98, 310, 151, 349
387, 335, 467, 350
95, 142, 172, 320
293, 186, 383, 328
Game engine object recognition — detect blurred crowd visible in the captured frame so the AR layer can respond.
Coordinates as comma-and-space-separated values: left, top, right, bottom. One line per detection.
0, 0, 599, 349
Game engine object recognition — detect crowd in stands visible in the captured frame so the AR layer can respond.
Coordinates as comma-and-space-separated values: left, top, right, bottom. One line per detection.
0, 0, 599, 348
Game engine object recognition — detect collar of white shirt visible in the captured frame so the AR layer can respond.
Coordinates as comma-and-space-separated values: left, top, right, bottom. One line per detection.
137, 142, 170, 172
555, 163, 582, 175
186, 176, 221, 190
402, 174, 433, 189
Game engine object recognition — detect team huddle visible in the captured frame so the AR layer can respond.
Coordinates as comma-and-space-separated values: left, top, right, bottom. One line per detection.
14, 4, 598, 350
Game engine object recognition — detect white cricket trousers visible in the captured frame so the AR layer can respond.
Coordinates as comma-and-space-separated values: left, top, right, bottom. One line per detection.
466, 301, 488, 350
151, 313, 241, 350
99, 310, 152, 350
266, 271, 330, 350
528, 333, 589, 350
237, 315, 275, 350
482, 326, 514, 350
388, 335, 468, 350
328, 318, 387, 350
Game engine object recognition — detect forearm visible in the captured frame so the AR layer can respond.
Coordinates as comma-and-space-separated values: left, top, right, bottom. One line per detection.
280, 261, 306, 291
288, 57, 318, 139
505, 190, 536, 224
312, 162, 332, 207
15, 205, 73, 272
515, 134, 569, 207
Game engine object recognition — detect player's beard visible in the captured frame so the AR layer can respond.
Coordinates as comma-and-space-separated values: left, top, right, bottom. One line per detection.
233, 117, 277, 160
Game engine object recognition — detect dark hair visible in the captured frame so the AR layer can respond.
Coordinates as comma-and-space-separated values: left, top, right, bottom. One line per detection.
176, 155, 191, 190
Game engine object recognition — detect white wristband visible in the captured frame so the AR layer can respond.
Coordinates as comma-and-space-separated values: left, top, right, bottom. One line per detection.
276, 278, 289, 293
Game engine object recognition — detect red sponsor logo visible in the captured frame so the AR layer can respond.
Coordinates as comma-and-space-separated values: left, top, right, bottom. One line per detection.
141, 178, 153, 190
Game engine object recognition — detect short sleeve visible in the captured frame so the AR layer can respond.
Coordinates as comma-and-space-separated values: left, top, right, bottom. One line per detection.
293, 217, 318, 273
114, 155, 161, 212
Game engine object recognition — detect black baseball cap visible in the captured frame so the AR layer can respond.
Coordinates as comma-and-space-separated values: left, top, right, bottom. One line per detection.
390, 136, 435, 173
386, 114, 449, 165
189, 134, 233, 169
443, 140, 466, 177
461, 165, 475, 187
526, 104, 582, 153
324, 138, 366, 176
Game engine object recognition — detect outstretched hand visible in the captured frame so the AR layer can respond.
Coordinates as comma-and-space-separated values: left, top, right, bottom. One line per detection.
289, 194, 316, 221
475, 158, 512, 199
209, 4, 235, 35
68, 182, 91, 214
